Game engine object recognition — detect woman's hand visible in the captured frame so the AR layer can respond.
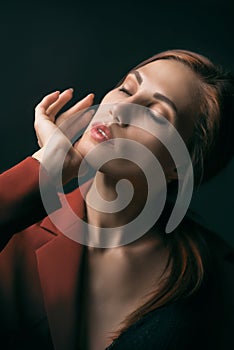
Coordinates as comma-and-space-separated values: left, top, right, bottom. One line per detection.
32, 89, 94, 185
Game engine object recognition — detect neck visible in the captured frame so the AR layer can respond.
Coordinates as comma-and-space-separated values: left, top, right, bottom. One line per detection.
84, 171, 164, 249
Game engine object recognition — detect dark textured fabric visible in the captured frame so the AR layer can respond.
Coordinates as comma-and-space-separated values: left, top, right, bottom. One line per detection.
106, 305, 205, 350
105, 296, 211, 350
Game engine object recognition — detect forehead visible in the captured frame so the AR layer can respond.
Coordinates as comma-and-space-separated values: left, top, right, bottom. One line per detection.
136, 59, 200, 117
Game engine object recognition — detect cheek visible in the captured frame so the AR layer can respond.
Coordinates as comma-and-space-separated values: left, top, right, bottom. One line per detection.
121, 127, 173, 173
139, 133, 175, 171
176, 116, 195, 145
153, 143, 175, 170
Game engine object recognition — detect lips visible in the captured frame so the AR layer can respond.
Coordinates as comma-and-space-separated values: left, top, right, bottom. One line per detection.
90, 122, 113, 144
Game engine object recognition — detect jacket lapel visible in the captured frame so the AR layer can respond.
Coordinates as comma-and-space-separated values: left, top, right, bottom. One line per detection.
36, 183, 92, 350
36, 234, 84, 350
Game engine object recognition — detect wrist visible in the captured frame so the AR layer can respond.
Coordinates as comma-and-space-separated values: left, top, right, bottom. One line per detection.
32, 136, 74, 186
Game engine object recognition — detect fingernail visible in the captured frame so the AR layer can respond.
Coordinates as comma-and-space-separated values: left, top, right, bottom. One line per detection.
68, 88, 74, 92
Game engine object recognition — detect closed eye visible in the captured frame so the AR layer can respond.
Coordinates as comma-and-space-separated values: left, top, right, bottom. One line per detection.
119, 86, 132, 96
119, 86, 167, 124
147, 109, 167, 125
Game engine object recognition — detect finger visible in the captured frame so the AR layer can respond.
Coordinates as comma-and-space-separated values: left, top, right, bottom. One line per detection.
56, 93, 94, 126
46, 88, 74, 119
35, 91, 60, 119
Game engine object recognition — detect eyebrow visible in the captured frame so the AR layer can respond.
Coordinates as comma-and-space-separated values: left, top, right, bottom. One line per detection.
129, 70, 178, 114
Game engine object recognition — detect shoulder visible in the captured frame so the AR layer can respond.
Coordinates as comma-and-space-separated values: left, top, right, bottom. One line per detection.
110, 299, 214, 350
0, 178, 89, 261
182, 219, 234, 349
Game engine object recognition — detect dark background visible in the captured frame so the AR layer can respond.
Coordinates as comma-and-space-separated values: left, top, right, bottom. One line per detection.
0, 0, 234, 245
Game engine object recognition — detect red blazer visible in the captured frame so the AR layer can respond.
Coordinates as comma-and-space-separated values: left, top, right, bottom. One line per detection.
0, 158, 234, 350
0, 157, 88, 350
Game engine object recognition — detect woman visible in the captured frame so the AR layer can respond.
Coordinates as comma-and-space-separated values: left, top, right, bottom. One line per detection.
0, 49, 234, 350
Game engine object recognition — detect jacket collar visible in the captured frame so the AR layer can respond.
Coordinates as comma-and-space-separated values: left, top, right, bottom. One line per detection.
39, 184, 87, 235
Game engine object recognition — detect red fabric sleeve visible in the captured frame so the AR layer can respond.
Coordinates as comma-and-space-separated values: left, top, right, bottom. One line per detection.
0, 157, 61, 247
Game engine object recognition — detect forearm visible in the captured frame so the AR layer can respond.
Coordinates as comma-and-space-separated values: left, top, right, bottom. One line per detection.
0, 157, 61, 236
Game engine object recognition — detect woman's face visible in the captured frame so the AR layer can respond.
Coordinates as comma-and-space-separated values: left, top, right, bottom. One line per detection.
77, 59, 200, 180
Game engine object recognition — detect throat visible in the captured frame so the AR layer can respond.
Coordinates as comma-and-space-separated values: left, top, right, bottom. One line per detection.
85, 171, 148, 229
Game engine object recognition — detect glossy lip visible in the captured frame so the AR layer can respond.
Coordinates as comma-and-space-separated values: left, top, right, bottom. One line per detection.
90, 122, 114, 145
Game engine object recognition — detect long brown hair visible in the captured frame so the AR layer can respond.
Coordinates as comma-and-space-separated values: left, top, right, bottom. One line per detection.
109, 49, 234, 340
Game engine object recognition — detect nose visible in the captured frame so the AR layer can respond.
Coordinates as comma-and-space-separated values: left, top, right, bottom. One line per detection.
109, 103, 130, 127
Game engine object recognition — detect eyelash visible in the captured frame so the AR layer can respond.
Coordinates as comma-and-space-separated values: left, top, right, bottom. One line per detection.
118, 86, 167, 125
119, 86, 132, 96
